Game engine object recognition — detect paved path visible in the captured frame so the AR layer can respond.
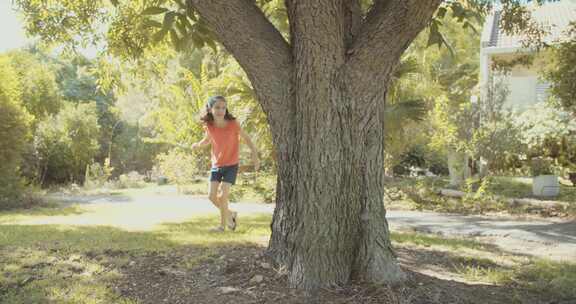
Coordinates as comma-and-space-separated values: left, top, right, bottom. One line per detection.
5, 191, 575, 261
386, 211, 576, 262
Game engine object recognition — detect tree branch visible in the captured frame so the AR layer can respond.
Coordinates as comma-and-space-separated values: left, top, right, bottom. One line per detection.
188, 0, 293, 117
345, 0, 442, 97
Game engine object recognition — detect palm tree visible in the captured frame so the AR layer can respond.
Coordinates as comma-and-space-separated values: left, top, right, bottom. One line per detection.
384, 57, 429, 175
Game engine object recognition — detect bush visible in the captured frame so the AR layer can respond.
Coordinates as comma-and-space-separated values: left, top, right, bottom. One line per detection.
461, 177, 506, 213
84, 159, 114, 189
34, 102, 100, 185
0, 188, 45, 211
156, 149, 203, 189
0, 56, 32, 206
530, 157, 555, 176
115, 171, 147, 189
393, 145, 449, 177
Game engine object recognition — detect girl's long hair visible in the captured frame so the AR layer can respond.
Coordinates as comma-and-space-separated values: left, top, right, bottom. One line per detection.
200, 95, 236, 124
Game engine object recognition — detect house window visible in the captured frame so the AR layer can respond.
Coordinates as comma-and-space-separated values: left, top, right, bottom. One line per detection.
536, 82, 551, 103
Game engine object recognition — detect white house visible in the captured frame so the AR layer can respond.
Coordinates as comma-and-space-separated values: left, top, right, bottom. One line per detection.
473, 1, 576, 195
449, 1, 576, 187
479, 1, 576, 111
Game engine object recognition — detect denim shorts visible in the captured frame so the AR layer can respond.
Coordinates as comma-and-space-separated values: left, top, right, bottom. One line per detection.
209, 164, 239, 185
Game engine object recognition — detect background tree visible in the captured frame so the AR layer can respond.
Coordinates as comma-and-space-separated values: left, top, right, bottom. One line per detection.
541, 21, 576, 174
0, 55, 32, 207
471, 80, 526, 175
8, 50, 62, 124
35, 103, 101, 185
544, 22, 576, 118
5, 50, 63, 183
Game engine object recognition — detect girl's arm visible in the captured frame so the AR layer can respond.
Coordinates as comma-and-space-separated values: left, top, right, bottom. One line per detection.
191, 130, 210, 149
239, 128, 260, 171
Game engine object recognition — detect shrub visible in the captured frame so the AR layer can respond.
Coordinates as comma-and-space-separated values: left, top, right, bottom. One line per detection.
0, 56, 32, 207
156, 149, 203, 190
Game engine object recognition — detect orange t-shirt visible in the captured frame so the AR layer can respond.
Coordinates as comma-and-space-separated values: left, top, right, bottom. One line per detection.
205, 120, 240, 167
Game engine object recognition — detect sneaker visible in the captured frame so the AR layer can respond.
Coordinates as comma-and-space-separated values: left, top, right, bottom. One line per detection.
228, 212, 238, 231
209, 226, 225, 232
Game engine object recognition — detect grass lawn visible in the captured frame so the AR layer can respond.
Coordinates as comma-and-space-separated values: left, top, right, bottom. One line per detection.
0, 209, 271, 303
2, 198, 575, 303
487, 176, 576, 202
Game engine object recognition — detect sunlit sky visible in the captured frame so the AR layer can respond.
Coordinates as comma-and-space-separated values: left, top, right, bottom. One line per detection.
0, 1, 31, 53
0, 1, 99, 56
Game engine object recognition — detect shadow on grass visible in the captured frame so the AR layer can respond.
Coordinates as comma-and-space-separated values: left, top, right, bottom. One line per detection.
52, 193, 134, 205
0, 203, 89, 224
0, 215, 271, 304
0, 224, 179, 304
396, 239, 576, 301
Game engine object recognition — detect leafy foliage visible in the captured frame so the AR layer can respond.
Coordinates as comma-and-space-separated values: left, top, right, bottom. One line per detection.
0, 56, 32, 204
156, 149, 203, 190
514, 101, 576, 171
34, 103, 101, 185
544, 22, 576, 118
7, 50, 62, 124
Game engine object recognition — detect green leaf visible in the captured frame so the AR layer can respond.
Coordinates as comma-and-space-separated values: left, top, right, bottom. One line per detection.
436, 7, 447, 19
174, 0, 186, 9
427, 20, 442, 48
450, 2, 466, 22
196, 18, 213, 38
170, 29, 180, 51
152, 29, 168, 44
386, 99, 428, 121
190, 33, 205, 49
226, 87, 245, 96
180, 15, 194, 30
109, 0, 119, 7
206, 39, 218, 53
186, 2, 197, 20
176, 16, 188, 36
463, 21, 478, 34
427, 19, 455, 56
142, 7, 168, 15
163, 12, 177, 31
393, 56, 419, 79
143, 19, 163, 29
180, 35, 192, 49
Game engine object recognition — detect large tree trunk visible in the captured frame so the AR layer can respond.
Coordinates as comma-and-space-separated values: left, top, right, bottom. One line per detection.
268, 93, 405, 289
191, 0, 442, 291
266, 1, 404, 286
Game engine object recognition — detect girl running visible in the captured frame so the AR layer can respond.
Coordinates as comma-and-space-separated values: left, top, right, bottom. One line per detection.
191, 95, 259, 231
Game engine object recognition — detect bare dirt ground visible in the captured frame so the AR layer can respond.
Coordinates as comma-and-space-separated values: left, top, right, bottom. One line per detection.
107, 245, 552, 304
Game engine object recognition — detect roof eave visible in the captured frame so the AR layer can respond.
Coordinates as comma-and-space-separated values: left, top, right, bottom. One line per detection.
481, 46, 535, 55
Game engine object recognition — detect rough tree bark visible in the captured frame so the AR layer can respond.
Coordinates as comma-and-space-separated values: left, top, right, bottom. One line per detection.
190, 0, 442, 290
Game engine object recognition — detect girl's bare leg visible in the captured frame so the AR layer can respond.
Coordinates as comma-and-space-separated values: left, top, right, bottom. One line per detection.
208, 181, 221, 209
219, 182, 235, 229
208, 181, 225, 230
